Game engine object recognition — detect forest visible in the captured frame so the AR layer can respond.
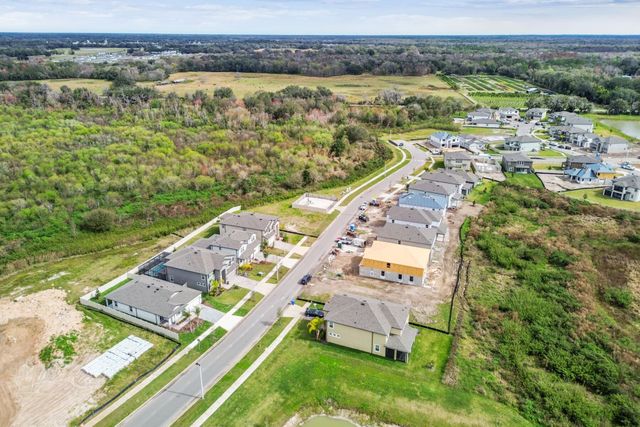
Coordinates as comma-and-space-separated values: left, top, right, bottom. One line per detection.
457, 184, 640, 426
0, 80, 462, 272
1, 34, 639, 113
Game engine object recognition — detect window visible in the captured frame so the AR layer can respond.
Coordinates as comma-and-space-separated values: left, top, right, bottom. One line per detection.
129, 306, 134, 312
398, 274, 403, 280
328, 321, 334, 329
386, 262, 391, 268
380, 271, 385, 277
409, 276, 414, 282
374, 344, 380, 353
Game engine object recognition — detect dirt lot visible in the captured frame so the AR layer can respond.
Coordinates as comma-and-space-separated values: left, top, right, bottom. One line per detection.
537, 172, 606, 192
0, 289, 104, 427
303, 201, 482, 324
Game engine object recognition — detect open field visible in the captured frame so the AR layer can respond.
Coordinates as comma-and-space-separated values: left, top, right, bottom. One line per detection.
469, 93, 530, 109
561, 188, 640, 212
149, 72, 466, 102
36, 78, 112, 93
446, 75, 535, 93
196, 323, 530, 427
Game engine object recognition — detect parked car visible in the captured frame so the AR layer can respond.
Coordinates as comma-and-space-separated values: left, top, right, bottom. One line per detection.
358, 214, 369, 222
369, 199, 380, 207
305, 308, 325, 318
299, 274, 312, 285
359, 203, 367, 211
620, 162, 634, 171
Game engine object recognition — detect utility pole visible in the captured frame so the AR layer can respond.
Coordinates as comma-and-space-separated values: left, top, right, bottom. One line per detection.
195, 362, 204, 400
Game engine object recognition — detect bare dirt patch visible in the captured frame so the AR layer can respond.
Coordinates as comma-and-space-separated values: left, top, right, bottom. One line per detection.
537, 172, 605, 193
0, 289, 104, 426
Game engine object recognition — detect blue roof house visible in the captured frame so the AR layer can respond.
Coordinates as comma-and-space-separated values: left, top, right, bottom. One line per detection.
564, 163, 615, 184
398, 192, 447, 212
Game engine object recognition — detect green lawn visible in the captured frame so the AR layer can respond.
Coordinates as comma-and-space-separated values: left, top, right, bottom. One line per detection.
234, 292, 264, 317
467, 180, 498, 204
562, 188, 640, 212
172, 318, 291, 426
91, 278, 131, 304
267, 265, 290, 284
470, 94, 530, 109
530, 149, 565, 158
196, 323, 530, 427
246, 262, 276, 281
505, 173, 544, 189
203, 286, 250, 312
89, 328, 227, 427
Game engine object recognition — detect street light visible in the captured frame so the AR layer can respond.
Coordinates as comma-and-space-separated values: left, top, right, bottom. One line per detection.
195, 362, 204, 400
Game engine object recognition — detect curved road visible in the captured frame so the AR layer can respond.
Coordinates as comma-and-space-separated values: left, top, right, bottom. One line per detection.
121, 142, 427, 426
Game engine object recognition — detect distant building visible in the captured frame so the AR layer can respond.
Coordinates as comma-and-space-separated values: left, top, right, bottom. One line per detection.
466, 118, 501, 128
466, 108, 498, 121
429, 131, 460, 149
550, 112, 594, 132
569, 131, 598, 149
444, 151, 472, 171
594, 136, 629, 154
219, 212, 279, 246
503, 135, 541, 152
603, 175, 640, 202
165, 246, 236, 292
563, 155, 600, 170
324, 294, 418, 363
193, 230, 259, 265
502, 153, 533, 174
498, 107, 520, 121
359, 241, 430, 286
526, 108, 547, 121
105, 275, 201, 326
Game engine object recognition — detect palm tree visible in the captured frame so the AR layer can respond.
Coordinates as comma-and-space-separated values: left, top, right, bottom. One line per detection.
307, 317, 324, 341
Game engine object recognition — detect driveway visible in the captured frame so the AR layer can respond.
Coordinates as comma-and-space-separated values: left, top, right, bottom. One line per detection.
198, 305, 225, 324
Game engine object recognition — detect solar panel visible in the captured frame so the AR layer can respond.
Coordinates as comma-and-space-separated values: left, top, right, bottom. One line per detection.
82, 335, 153, 379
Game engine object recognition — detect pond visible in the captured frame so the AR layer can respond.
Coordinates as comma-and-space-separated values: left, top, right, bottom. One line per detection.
601, 120, 640, 139
300, 415, 358, 427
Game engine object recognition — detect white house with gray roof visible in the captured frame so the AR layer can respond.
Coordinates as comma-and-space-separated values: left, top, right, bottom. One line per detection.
105, 275, 201, 325
504, 135, 541, 152
408, 180, 459, 208
219, 212, 279, 246
594, 136, 629, 154
324, 293, 418, 363
444, 151, 472, 171
193, 229, 259, 264
526, 108, 547, 121
386, 206, 443, 229
603, 175, 640, 202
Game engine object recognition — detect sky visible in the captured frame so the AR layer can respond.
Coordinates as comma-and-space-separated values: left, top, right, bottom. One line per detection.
1, 0, 640, 35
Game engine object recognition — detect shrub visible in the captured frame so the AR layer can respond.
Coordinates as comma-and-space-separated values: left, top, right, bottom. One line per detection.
603, 287, 633, 309
80, 208, 116, 232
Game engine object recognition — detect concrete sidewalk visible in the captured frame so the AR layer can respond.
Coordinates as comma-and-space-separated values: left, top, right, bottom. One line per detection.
191, 309, 305, 427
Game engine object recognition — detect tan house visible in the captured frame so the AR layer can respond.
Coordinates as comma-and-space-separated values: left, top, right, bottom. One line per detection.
324, 294, 418, 363
359, 241, 429, 285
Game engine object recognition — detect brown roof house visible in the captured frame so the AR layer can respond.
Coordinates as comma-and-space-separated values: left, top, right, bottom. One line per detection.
324, 293, 419, 363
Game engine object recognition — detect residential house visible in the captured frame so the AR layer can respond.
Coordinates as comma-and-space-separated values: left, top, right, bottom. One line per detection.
564, 162, 616, 184
376, 222, 437, 251
359, 240, 430, 286
459, 135, 487, 153
503, 135, 541, 152
563, 155, 600, 170
526, 108, 547, 121
420, 171, 466, 194
219, 212, 279, 246
502, 152, 533, 174
164, 246, 236, 292
324, 294, 418, 363
455, 170, 482, 195
498, 107, 520, 121
398, 192, 447, 212
466, 108, 498, 121
408, 180, 459, 208
569, 131, 599, 149
603, 175, 640, 202
386, 206, 443, 229
429, 131, 460, 149
550, 112, 594, 132
548, 125, 574, 141
444, 151, 472, 171
105, 275, 201, 326
594, 136, 629, 154
467, 118, 501, 128
193, 230, 259, 265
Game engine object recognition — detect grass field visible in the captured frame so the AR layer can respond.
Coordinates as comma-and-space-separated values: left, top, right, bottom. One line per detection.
203, 286, 250, 312
195, 323, 530, 427
149, 72, 465, 102
470, 93, 530, 109
529, 148, 565, 158
505, 173, 544, 188
36, 78, 112, 93
447, 75, 535, 93
561, 188, 640, 212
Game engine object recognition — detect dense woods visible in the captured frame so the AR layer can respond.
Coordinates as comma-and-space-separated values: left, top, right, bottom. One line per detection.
458, 185, 640, 426
1, 34, 639, 113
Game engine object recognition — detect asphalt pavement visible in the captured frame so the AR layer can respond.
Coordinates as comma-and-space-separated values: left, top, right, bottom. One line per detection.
121, 143, 427, 427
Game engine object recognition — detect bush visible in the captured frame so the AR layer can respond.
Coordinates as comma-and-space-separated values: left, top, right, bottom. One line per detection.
80, 208, 116, 232
603, 287, 633, 309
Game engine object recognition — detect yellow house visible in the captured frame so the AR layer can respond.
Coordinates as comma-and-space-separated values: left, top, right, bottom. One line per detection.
359, 240, 429, 285
324, 293, 418, 363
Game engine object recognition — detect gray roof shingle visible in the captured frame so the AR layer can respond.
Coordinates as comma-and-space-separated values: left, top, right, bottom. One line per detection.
387, 206, 442, 226
220, 212, 278, 232
324, 293, 409, 336
409, 180, 458, 196
165, 246, 230, 274
376, 223, 437, 247
106, 275, 201, 318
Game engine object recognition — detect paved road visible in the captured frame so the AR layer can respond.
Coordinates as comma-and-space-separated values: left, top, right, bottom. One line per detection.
121, 144, 427, 427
